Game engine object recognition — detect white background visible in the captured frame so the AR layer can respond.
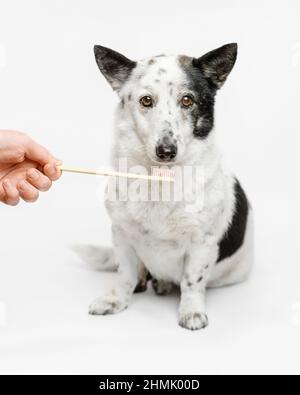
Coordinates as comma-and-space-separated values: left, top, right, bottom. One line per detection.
0, 0, 300, 375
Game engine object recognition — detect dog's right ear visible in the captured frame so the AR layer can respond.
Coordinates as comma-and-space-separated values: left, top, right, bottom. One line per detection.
94, 45, 137, 92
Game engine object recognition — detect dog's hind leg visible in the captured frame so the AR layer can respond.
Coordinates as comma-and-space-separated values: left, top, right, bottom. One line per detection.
89, 227, 140, 316
152, 279, 174, 296
134, 263, 150, 293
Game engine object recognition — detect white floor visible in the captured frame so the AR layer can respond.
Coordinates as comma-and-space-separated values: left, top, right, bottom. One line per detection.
0, 175, 300, 375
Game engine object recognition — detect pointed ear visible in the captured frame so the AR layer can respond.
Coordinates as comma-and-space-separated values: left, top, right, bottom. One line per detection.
193, 43, 238, 89
94, 45, 137, 91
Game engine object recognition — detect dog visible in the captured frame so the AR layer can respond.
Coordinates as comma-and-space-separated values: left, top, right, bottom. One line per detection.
81, 43, 254, 331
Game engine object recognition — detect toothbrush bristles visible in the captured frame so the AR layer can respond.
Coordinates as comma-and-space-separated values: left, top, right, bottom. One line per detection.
152, 168, 175, 181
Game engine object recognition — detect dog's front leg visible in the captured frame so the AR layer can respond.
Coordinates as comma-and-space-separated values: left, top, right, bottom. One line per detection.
179, 244, 218, 331
89, 228, 139, 316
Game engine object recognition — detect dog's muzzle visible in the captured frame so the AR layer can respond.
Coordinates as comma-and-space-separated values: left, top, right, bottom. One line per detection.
156, 136, 178, 162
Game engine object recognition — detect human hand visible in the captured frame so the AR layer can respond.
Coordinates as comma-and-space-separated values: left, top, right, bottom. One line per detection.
0, 130, 61, 205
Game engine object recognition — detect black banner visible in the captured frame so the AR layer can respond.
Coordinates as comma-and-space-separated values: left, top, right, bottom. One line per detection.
0, 375, 204, 391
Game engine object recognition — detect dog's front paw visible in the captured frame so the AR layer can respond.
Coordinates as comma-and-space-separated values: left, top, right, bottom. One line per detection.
89, 292, 128, 316
179, 312, 209, 331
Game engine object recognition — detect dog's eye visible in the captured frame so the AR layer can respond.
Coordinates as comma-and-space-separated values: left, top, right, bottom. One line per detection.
140, 96, 153, 108
181, 95, 194, 108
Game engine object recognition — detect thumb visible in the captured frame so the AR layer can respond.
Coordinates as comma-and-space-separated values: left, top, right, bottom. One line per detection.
24, 137, 54, 166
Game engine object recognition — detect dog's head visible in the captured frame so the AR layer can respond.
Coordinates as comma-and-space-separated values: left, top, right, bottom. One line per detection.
94, 44, 237, 164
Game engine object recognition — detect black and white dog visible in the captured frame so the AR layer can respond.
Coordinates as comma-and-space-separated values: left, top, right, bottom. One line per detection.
83, 44, 253, 331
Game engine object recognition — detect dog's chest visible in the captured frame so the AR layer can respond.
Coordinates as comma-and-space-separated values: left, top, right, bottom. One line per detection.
105, 166, 229, 283
133, 203, 191, 282
107, 199, 212, 283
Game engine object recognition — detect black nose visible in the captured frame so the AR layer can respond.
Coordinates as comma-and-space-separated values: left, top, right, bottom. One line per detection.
156, 143, 177, 161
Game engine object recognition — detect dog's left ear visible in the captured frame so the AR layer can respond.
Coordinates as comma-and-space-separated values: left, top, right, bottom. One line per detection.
193, 43, 238, 89
94, 45, 137, 92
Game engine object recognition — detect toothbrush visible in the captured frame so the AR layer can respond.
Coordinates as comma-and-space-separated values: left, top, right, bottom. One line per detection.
58, 165, 175, 183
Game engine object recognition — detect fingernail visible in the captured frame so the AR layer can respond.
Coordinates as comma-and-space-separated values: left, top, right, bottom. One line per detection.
28, 169, 39, 180
48, 164, 58, 175
19, 180, 28, 191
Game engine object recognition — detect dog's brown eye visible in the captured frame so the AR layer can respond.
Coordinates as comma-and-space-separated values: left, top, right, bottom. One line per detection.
181, 95, 194, 108
140, 96, 153, 108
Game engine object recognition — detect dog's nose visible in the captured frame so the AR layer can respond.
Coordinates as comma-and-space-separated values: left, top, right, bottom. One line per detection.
156, 140, 177, 161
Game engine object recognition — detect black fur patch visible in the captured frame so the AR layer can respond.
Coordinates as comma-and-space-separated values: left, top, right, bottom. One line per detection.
134, 270, 152, 293
134, 280, 148, 293
217, 179, 249, 263
180, 58, 216, 139
179, 45, 237, 139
